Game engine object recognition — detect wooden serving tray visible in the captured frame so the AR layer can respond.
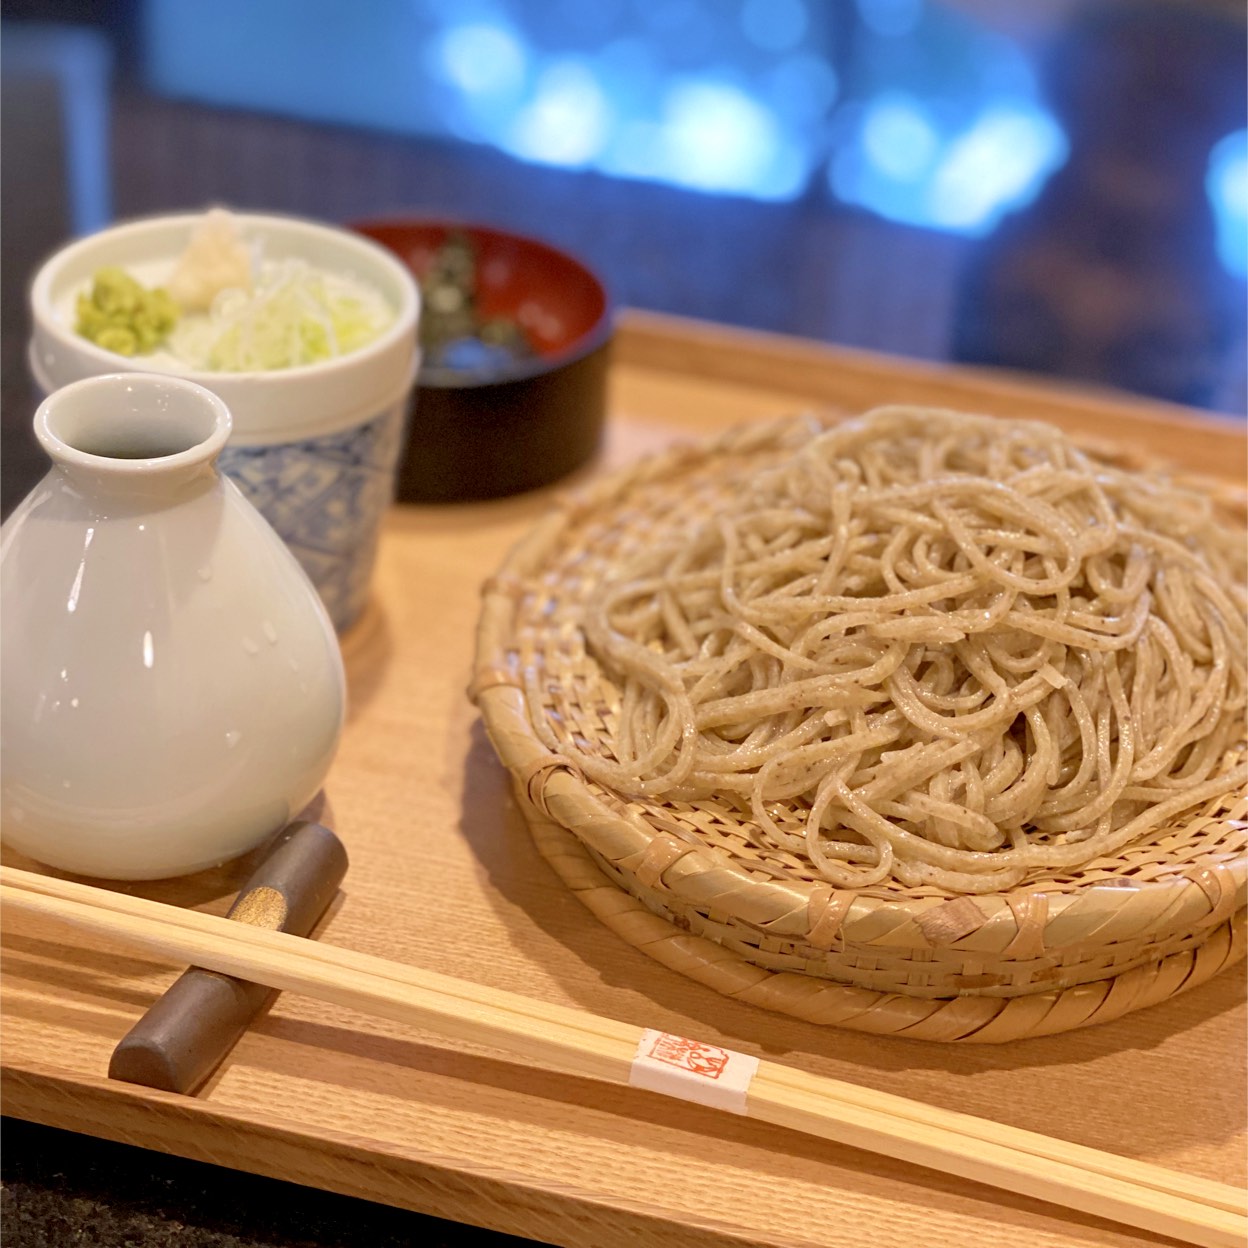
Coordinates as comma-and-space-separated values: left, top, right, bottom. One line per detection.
3, 312, 1245, 1248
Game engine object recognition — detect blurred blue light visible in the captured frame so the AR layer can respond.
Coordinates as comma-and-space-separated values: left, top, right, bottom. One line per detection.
437, 23, 526, 97
444, 19, 815, 199
979, 33, 1038, 97
661, 79, 794, 197
765, 52, 838, 124
594, 37, 662, 114
861, 93, 938, 180
929, 105, 1067, 230
832, 98, 1067, 235
423, 0, 504, 24
1207, 130, 1248, 279
558, 0, 626, 37
141, 0, 1067, 216
764, 142, 810, 200
601, 119, 665, 179
504, 59, 611, 167
741, 0, 808, 53
639, 0, 702, 34
856, 0, 924, 39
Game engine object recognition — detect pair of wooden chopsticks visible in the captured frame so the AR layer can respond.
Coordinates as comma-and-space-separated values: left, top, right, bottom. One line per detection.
2, 864, 1243, 1248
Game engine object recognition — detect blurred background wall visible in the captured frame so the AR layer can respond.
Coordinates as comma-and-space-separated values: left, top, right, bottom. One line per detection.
3, 0, 1245, 507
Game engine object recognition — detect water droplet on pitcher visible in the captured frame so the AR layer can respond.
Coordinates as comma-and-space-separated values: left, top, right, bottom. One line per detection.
197, 566, 213, 582
242, 636, 260, 656
262, 620, 278, 644
225, 729, 242, 748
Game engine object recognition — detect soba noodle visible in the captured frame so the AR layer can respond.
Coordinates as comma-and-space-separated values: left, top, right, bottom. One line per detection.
532, 407, 1248, 894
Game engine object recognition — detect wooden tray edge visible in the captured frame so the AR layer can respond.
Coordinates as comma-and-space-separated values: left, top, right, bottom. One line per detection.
613, 310, 1246, 480
0, 1059, 795, 1248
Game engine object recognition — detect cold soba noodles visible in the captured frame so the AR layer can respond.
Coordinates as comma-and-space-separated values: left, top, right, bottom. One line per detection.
530, 408, 1247, 894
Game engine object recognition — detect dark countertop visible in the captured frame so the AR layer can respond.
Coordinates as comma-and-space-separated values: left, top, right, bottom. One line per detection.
2, 1118, 545, 1247
1, 3, 1244, 1246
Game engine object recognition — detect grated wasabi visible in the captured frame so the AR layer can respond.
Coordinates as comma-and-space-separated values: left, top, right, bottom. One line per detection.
74, 211, 393, 372
75, 267, 179, 356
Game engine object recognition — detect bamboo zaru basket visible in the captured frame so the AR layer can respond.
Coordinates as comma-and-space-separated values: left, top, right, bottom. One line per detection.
471, 413, 1247, 1043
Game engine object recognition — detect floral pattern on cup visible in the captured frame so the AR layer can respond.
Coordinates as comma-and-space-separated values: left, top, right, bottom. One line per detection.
28, 212, 422, 638
220, 401, 408, 632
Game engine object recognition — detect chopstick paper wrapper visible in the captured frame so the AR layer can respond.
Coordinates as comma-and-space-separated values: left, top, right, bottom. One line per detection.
109, 821, 347, 1094
4, 865, 1244, 1248
630, 1029, 759, 1113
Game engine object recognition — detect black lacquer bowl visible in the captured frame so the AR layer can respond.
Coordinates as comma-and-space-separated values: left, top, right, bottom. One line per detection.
351, 219, 612, 503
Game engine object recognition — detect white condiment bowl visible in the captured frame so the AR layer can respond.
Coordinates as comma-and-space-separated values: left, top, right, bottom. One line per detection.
28, 211, 421, 632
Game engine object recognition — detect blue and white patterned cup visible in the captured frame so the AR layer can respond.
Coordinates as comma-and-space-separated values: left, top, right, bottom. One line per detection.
29, 212, 420, 632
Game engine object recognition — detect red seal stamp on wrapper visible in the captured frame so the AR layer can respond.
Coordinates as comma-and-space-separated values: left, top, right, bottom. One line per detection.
629, 1029, 759, 1112
644, 1032, 731, 1079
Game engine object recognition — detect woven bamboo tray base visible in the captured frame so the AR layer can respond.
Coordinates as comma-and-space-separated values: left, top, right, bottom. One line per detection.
521, 789, 1247, 1043
477, 411, 1246, 1040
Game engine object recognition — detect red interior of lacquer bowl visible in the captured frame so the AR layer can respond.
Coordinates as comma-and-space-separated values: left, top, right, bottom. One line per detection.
353, 220, 609, 362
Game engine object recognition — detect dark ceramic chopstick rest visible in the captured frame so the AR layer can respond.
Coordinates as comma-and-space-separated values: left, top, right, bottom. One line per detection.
109, 821, 348, 1094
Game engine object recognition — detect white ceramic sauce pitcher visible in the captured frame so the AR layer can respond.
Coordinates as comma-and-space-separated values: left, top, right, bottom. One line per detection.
0, 374, 345, 879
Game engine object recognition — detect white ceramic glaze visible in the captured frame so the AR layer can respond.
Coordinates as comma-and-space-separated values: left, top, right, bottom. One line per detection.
29, 212, 420, 443
28, 212, 422, 631
0, 374, 346, 879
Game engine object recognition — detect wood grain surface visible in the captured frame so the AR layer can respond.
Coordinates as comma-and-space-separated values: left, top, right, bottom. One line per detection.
2, 312, 1245, 1248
